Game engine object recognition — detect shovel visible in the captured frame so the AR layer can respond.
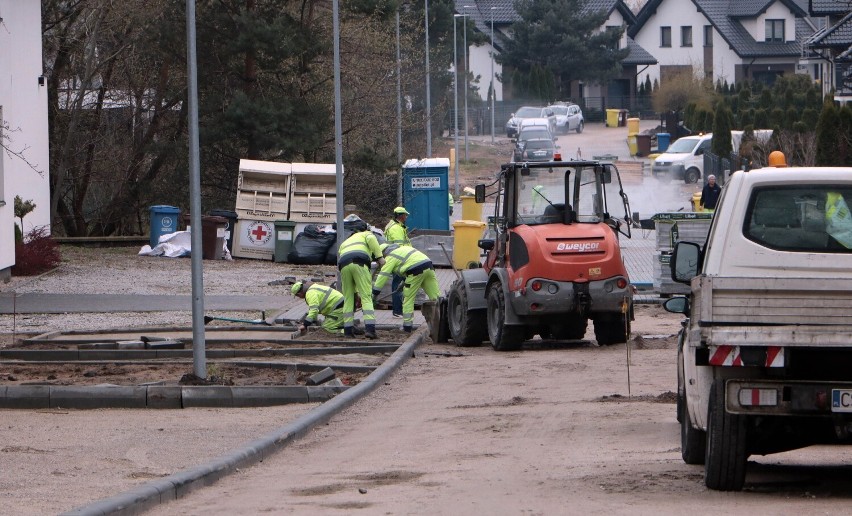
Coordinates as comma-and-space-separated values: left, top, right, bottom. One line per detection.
203, 311, 272, 326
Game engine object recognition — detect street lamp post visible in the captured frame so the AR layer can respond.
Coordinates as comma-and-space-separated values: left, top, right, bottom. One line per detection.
396, 10, 403, 203
463, 5, 472, 162
453, 14, 460, 199
425, 0, 432, 157
490, 6, 496, 144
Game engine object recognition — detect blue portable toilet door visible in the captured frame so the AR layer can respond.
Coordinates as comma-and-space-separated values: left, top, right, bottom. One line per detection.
402, 158, 450, 231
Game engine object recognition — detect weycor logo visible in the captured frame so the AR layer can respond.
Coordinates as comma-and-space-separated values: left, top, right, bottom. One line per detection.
556, 242, 600, 252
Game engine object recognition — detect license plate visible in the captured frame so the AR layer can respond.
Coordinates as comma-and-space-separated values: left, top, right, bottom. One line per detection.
831, 390, 852, 412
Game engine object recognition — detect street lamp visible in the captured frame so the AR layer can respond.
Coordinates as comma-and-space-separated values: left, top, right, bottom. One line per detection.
396, 10, 403, 203
490, 6, 496, 144
463, 5, 472, 162
425, 0, 432, 157
454, 13, 469, 199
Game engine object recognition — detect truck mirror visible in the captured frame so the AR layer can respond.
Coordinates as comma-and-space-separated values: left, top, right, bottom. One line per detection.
663, 297, 690, 315
478, 239, 495, 251
475, 184, 486, 203
671, 241, 701, 283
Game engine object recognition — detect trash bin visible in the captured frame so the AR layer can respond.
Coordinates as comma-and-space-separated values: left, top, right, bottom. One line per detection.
273, 220, 297, 263
148, 205, 181, 248
627, 117, 640, 134
618, 109, 628, 127
182, 214, 228, 260
657, 133, 671, 152
208, 209, 237, 253
460, 195, 482, 222
627, 134, 638, 156
636, 134, 651, 157
452, 220, 486, 269
606, 109, 620, 128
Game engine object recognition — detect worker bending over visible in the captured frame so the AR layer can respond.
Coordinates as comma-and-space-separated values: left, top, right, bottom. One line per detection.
337, 230, 385, 339
384, 206, 412, 318
291, 280, 361, 335
373, 243, 440, 333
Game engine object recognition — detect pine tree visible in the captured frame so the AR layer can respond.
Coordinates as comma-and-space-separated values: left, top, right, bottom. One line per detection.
815, 99, 840, 166
711, 103, 733, 157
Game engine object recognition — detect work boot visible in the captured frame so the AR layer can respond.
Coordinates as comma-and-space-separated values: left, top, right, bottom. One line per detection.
344, 327, 355, 338
352, 326, 365, 335
402, 325, 412, 334
364, 324, 377, 340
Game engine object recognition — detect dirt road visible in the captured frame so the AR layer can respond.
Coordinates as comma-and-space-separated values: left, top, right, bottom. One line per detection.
141, 305, 850, 516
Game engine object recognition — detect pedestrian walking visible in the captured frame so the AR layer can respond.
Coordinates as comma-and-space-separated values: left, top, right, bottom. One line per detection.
700, 175, 722, 211
384, 207, 411, 318
372, 243, 440, 333
337, 230, 385, 339
291, 281, 362, 335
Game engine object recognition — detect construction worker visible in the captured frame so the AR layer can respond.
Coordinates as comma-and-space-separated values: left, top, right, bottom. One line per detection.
372, 243, 440, 333
291, 280, 361, 335
531, 184, 547, 214
449, 192, 454, 217
699, 175, 722, 211
337, 229, 385, 339
384, 206, 411, 318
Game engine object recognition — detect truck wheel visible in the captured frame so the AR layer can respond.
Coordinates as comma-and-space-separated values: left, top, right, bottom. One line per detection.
486, 284, 524, 351
684, 167, 700, 184
680, 398, 706, 465
705, 380, 747, 491
576, 121, 584, 134
550, 315, 588, 340
593, 312, 629, 345
447, 284, 486, 347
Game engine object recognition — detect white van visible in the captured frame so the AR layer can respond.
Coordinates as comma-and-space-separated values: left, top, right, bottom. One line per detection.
651, 133, 713, 184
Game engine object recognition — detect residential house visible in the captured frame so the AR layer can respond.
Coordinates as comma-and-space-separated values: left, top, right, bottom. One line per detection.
629, 0, 819, 87
0, 1, 51, 281
457, 0, 656, 112
804, 0, 851, 101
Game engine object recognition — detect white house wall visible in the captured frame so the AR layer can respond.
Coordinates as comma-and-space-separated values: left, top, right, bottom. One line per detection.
0, 1, 50, 278
469, 43, 503, 101
604, 10, 628, 49
633, 0, 714, 85
742, 2, 796, 43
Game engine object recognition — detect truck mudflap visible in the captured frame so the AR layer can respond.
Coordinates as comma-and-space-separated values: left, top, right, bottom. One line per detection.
725, 379, 852, 416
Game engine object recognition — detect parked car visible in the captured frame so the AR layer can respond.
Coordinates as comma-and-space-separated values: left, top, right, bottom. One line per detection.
514, 138, 560, 162
652, 133, 713, 184
549, 104, 584, 134
505, 106, 557, 137
513, 125, 555, 161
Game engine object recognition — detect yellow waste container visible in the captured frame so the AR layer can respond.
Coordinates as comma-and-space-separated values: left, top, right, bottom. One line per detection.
606, 109, 620, 127
627, 117, 640, 134
452, 220, 486, 269
692, 192, 703, 211
460, 195, 482, 221
627, 134, 638, 156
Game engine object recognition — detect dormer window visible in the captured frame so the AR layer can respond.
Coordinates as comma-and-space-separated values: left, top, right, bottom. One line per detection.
765, 19, 784, 42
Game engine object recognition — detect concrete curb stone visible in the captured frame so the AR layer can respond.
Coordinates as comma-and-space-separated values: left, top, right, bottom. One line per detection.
61, 328, 426, 515
50, 386, 148, 409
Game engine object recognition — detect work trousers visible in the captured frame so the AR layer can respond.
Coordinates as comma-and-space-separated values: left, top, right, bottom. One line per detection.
319, 304, 345, 334
341, 263, 375, 331
391, 274, 403, 315
402, 268, 440, 331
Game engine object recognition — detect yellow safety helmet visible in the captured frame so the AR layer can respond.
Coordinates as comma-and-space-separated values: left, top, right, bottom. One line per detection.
768, 151, 787, 168
393, 206, 410, 215
290, 281, 304, 295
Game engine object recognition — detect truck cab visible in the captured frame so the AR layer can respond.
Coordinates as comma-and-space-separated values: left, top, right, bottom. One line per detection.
665, 161, 852, 490
652, 133, 712, 184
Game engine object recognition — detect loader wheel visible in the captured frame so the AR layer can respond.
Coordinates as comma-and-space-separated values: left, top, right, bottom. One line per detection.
705, 380, 748, 491
486, 283, 524, 351
549, 315, 588, 341
593, 312, 630, 345
448, 284, 487, 347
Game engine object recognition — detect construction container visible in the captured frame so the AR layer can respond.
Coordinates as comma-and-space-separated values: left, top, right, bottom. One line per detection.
403, 158, 450, 231
148, 205, 181, 248
452, 220, 486, 269
235, 159, 291, 221
288, 163, 337, 224
652, 212, 713, 252
231, 219, 276, 260
460, 195, 482, 222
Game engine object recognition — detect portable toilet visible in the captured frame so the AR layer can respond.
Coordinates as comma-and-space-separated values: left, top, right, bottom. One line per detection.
402, 158, 450, 231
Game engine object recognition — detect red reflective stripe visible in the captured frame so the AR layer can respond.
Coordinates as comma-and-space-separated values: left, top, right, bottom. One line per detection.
752, 389, 760, 406
766, 346, 782, 367
732, 352, 743, 366
710, 345, 733, 365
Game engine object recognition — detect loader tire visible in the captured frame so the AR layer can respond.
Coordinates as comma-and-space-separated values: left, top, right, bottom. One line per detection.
448, 284, 486, 347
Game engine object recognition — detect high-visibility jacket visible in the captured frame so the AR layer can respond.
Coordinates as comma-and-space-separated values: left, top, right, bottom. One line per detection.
337, 231, 383, 269
303, 284, 344, 325
384, 219, 410, 246
374, 245, 432, 290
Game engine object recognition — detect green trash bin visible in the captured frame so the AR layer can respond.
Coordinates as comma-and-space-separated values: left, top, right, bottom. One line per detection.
274, 220, 298, 263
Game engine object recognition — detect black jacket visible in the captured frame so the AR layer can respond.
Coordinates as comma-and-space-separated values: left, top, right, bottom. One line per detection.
700, 182, 722, 209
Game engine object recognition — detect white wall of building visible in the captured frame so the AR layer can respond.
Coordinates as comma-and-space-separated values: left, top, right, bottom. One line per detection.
469, 42, 503, 101
742, 2, 796, 43
0, 1, 51, 277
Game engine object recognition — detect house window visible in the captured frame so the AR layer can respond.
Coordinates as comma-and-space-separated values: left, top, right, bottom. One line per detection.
765, 19, 785, 42
606, 25, 620, 50
681, 26, 693, 47
661, 26, 672, 47
704, 25, 713, 47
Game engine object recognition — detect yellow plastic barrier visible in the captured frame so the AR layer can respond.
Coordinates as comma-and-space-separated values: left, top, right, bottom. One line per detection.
460, 195, 482, 222
452, 220, 486, 269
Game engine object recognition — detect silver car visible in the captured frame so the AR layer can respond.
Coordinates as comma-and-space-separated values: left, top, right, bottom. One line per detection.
549, 104, 584, 134
505, 106, 557, 137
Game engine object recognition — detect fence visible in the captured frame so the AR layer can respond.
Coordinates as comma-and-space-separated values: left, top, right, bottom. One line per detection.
703, 151, 745, 185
